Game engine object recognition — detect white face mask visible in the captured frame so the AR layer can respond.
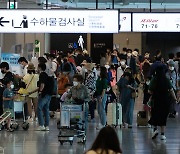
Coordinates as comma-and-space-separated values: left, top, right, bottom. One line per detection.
120, 61, 125, 66
10, 84, 14, 89
169, 66, 174, 71
84, 69, 87, 72
146, 81, 150, 85
107, 87, 111, 91
20, 64, 24, 68
67, 89, 70, 93
73, 81, 78, 87
127, 53, 132, 57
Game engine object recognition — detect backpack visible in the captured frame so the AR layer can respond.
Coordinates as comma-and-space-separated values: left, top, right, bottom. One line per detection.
46, 76, 55, 95
58, 75, 69, 95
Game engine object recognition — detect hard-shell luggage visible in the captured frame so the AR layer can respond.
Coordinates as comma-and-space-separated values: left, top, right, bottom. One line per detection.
107, 103, 122, 127
137, 111, 148, 126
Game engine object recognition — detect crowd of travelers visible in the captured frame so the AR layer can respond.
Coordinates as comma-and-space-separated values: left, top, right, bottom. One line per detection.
0, 47, 179, 154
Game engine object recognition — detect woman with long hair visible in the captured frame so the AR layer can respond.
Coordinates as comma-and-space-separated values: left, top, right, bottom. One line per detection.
86, 126, 122, 154
148, 66, 178, 140
96, 67, 108, 130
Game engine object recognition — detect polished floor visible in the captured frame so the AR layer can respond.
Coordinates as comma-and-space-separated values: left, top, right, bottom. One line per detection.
0, 91, 180, 154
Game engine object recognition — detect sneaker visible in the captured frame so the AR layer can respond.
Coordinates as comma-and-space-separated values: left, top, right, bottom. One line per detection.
45, 127, 49, 131
168, 113, 175, 118
161, 135, 166, 140
36, 126, 45, 131
34, 117, 38, 122
152, 130, 159, 139
128, 125, 133, 128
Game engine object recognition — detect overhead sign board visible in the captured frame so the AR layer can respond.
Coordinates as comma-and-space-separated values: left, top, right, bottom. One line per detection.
133, 13, 180, 32
119, 13, 131, 32
0, 10, 118, 33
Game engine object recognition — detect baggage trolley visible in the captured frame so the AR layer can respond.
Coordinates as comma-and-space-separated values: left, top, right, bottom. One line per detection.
58, 103, 86, 145
11, 95, 29, 131
0, 111, 11, 130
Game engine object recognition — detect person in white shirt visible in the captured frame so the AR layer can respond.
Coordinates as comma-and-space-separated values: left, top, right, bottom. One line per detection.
117, 60, 128, 82
48, 54, 58, 78
17, 57, 28, 78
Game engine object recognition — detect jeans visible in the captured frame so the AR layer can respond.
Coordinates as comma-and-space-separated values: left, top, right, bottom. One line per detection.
97, 94, 107, 126
84, 102, 89, 132
124, 99, 135, 125
88, 100, 96, 119
37, 94, 51, 127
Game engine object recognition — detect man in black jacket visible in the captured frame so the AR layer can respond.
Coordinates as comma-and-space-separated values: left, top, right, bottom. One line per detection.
75, 48, 85, 66
126, 49, 137, 75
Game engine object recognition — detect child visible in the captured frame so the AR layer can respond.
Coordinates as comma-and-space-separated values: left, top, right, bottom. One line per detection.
3, 79, 16, 132
60, 84, 72, 102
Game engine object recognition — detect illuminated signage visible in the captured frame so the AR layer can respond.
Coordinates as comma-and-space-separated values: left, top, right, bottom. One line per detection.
0, 10, 118, 33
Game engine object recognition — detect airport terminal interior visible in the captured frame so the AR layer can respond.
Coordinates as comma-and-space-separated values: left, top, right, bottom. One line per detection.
0, 0, 180, 154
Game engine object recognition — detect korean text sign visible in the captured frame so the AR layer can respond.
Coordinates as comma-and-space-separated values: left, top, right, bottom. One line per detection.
0, 10, 118, 33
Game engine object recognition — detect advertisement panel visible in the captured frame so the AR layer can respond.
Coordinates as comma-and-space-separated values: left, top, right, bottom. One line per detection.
1, 53, 21, 75
0, 10, 118, 33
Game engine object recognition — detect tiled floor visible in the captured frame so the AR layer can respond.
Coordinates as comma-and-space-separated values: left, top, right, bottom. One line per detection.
0, 91, 180, 154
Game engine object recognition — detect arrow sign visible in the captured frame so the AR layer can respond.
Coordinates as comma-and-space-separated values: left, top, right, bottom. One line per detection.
0, 17, 9, 27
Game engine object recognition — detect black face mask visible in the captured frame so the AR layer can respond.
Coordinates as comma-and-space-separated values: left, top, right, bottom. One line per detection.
1, 70, 6, 74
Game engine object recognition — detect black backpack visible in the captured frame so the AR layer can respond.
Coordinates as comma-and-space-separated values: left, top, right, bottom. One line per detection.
46, 76, 55, 95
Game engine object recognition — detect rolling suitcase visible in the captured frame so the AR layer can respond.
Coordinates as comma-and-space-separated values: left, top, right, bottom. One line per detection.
137, 111, 148, 126
107, 103, 122, 128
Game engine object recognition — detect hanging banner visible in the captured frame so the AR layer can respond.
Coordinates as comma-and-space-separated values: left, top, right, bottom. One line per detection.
1, 53, 21, 75
0, 10, 118, 33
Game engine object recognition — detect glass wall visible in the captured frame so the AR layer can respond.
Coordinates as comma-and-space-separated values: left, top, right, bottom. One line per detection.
1, 0, 180, 11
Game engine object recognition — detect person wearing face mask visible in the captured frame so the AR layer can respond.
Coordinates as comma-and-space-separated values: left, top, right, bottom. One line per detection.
0, 62, 14, 85
142, 53, 151, 81
66, 74, 90, 131
66, 74, 90, 103
95, 67, 108, 130
22, 63, 39, 122
84, 63, 97, 122
166, 60, 179, 118
17, 57, 28, 78
126, 49, 137, 75
117, 60, 128, 82
3, 79, 17, 132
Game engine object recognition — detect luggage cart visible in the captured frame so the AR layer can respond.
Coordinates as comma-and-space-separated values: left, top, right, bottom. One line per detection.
58, 103, 86, 145
0, 111, 11, 130
10, 95, 29, 131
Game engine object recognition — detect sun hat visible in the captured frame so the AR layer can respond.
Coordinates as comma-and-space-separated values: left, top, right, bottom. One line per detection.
85, 63, 96, 71
27, 63, 35, 70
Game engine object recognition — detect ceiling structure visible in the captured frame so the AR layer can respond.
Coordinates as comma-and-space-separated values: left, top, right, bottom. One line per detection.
0, 0, 180, 11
